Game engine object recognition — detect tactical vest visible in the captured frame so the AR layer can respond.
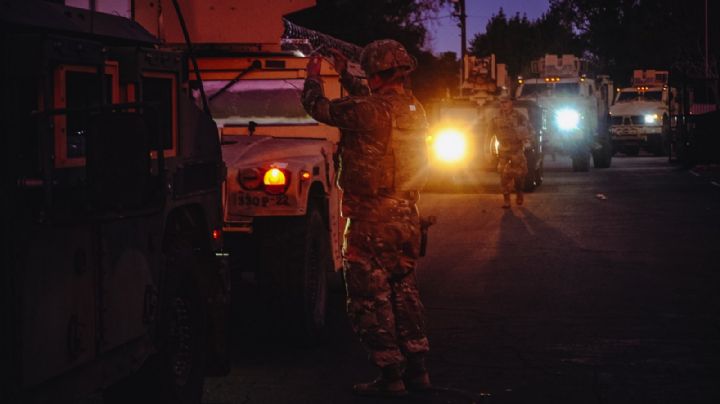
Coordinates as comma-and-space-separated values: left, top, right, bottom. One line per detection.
339, 93, 429, 197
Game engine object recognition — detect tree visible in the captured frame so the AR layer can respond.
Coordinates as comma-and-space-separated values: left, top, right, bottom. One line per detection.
468, 8, 581, 78
548, 0, 718, 84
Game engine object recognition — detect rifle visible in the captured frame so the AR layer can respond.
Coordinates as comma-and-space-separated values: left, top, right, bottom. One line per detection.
282, 19, 365, 77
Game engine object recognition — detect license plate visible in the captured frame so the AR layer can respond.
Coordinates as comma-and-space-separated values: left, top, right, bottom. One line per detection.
235, 192, 289, 208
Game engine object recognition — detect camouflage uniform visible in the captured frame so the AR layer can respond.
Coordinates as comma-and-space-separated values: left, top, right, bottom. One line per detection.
302, 62, 430, 369
492, 108, 531, 196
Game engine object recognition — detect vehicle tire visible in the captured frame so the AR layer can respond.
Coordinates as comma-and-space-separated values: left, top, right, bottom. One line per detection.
256, 201, 330, 343
105, 247, 207, 404
523, 159, 543, 192
593, 138, 612, 168
571, 152, 590, 172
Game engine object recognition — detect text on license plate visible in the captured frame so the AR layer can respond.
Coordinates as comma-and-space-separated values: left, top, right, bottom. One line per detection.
235, 193, 289, 207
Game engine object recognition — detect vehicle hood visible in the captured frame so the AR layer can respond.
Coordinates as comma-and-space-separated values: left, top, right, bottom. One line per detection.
221, 135, 334, 167
611, 101, 666, 115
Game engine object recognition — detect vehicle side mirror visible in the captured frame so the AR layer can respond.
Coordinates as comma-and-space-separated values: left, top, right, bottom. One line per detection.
86, 112, 152, 210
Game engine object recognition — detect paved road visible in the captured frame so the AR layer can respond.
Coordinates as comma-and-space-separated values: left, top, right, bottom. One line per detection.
205, 155, 720, 404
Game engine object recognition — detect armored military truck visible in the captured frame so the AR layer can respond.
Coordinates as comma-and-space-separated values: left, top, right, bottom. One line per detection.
1, 1, 229, 403
610, 69, 678, 156
516, 54, 614, 171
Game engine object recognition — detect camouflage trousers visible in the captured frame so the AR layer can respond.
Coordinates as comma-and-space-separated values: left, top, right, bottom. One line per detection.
498, 152, 528, 194
342, 214, 430, 368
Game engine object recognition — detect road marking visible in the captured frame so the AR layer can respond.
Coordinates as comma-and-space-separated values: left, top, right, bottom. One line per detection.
690, 170, 701, 177
711, 181, 720, 188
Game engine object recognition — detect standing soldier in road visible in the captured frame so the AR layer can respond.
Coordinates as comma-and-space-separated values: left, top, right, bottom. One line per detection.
302, 40, 432, 398
492, 95, 532, 208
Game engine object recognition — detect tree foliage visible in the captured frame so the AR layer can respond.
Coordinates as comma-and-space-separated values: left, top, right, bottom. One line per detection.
469, 0, 717, 86
469, 8, 582, 78
549, 0, 717, 83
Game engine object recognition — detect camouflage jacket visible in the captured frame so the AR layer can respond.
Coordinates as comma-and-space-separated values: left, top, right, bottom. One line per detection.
491, 109, 532, 156
302, 76, 426, 220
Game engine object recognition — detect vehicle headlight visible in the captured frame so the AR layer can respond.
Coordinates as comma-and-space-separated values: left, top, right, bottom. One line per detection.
644, 114, 658, 124
555, 108, 580, 131
431, 128, 467, 162
263, 167, 289, 194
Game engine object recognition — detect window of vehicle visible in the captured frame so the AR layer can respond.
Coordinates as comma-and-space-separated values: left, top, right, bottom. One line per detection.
617, 90, 663, 102
519, 84, 549, 98
553, 83, 580, 95
141, 72, 177, 157
204, 79, 315, 127
54, 63, 119, 167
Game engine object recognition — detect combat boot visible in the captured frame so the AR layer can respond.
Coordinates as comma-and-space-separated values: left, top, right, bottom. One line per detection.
516, 192, 524, 206
404, 354, 432, 391
352, 364, 407, 397
502, 194, 511, 209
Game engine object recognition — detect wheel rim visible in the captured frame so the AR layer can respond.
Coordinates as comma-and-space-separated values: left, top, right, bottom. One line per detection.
168, 296, 194, 387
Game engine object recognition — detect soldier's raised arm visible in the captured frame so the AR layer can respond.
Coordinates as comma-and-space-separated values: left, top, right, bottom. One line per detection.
328, 48, 370, 96
302, 56, 388, 130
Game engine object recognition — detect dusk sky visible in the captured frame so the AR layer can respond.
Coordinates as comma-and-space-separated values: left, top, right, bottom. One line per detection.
426, 0, 551, 55
64, 0, 551, 56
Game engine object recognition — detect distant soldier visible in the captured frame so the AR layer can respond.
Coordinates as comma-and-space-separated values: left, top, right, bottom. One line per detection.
302, 40, 431, 398
492, 96, 532, 208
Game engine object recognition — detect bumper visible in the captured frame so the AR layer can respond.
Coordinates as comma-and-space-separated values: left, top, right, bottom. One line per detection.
610, 125, 663, 143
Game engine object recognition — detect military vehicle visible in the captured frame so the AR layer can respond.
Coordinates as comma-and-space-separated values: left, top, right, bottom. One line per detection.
130, 0, 349, 340
1, 1, 229, 403
426, 55, 545, 191
610, 69, 678, 156
516, 54, 614, 171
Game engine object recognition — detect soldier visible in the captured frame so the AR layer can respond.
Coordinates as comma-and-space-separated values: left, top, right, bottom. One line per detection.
302, 40, 431, 397
492, 95, 532, 208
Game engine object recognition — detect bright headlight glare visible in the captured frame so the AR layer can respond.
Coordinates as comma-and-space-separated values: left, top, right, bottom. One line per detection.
433, 129, 466, 162
556, 108, 580, 131
644, 114, 658, 124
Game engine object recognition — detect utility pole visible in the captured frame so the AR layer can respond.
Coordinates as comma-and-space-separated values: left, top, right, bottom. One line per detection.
452, 0, 468, 93
704, 0, 709, 79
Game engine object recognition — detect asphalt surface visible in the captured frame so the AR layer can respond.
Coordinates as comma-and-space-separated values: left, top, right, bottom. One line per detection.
205, 154, 720, 404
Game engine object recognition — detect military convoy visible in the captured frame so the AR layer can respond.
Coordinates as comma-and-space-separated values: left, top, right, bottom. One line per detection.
516, 54, 614, 171
2, 1, 229, 402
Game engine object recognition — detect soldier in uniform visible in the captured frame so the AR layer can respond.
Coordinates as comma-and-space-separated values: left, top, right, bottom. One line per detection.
491, 95, 532, 208
302, 40, 431, 397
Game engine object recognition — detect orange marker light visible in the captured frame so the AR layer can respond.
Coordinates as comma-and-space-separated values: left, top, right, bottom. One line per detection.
300, 170, 311, 180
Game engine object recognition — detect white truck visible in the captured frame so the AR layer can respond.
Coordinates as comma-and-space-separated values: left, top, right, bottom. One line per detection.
610, 69, 678, 156
516, 54, 614, 171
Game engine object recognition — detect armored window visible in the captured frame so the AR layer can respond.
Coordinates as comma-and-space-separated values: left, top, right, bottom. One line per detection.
204, 79, 315, 126
54, 63, 119, 167
141, 73, 177, 155
553, 83, 580, 95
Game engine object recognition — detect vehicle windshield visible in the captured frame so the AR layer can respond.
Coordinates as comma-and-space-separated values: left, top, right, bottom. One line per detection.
204, 79, 315, 126
616, 90, 663, 102
520, 82, 580, 97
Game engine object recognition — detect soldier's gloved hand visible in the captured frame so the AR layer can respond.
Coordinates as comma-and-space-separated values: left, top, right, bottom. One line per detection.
327, 48, 348, 74
306, 55, 322, 80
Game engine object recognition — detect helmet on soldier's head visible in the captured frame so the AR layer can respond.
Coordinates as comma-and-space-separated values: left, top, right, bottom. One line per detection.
360, 39, 417, 77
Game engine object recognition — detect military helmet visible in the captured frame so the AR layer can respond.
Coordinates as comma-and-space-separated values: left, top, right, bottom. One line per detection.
360, 39, 417, 76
